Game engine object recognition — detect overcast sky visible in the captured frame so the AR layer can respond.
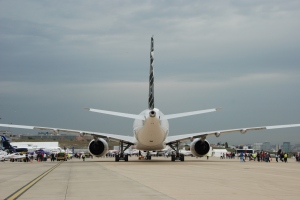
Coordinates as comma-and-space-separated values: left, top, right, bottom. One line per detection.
1, 0, 300, 146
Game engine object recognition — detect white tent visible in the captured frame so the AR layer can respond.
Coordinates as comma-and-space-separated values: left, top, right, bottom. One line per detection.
212, 149, 228, 158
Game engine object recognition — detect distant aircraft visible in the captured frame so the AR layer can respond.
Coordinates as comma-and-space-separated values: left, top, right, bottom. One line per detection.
1, 136, 28, 161
5, 153, 26, 161
1, 136, 28, 153
10, 142, 66, 154
1, 37, 300, 162
1, 151, 27, 162
0, 150, 9, 161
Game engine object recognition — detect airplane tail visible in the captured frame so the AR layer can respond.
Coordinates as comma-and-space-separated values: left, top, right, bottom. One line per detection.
1, 136, 16, 152
148, 36, 154, 110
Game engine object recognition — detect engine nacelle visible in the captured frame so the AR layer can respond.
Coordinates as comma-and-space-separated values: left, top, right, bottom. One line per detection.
190, 138, 210, 157
88, 138, 109, 157
215, 132, 221, 137
240, 129, 247, 134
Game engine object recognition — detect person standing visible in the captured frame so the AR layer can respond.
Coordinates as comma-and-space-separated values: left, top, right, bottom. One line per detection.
284, 153, 288, 163
25, 153, 29, 162
280, 152, 284, 162
275, 153, 279, 162
253, 153, 257, 161
266, 153, 270, 162
50, 153, 55, 162
240, 152, 245, 162
82, 153, 85, 161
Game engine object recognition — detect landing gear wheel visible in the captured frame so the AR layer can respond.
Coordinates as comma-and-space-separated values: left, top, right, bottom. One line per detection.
171, 155, 176, 161
115, 155, 120, 162
180, 154, 185, 161
146, 155, 151, 160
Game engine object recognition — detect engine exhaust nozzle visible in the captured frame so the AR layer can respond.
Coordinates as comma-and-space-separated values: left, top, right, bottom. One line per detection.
149, 110, 156, 118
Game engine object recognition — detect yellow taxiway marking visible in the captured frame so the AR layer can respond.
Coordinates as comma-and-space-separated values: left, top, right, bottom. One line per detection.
5, 161, 63, 200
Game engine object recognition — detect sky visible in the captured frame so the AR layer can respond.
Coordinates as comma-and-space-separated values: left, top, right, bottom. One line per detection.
1, 0, 300, 146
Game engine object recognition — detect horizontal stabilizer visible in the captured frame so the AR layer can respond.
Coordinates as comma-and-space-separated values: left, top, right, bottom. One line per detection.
161, 108, 222, 120
85, 108, 145, 120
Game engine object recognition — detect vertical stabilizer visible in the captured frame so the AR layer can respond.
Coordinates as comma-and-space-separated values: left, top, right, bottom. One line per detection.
148, 36, 154, 110
1, 136, 16, 152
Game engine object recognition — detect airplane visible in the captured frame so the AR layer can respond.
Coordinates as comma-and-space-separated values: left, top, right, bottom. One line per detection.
1, 136, 28, 153
0, 150, 27, 162
1, 37, 300, 162
7, 153, 26, 162
0, 150, 9, 161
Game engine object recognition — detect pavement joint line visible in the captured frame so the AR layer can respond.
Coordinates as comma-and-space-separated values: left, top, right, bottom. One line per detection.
4, 161, 63, 200
63, 160, 73, 200
97, 162, 176, 200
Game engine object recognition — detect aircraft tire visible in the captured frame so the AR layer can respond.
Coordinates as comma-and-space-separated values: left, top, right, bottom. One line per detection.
171, 155, 176, 161
115, 155, 120, 162
180, 154, 184, 162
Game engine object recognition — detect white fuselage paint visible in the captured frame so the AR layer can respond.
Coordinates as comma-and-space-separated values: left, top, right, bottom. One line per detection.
133, 108, 169, 150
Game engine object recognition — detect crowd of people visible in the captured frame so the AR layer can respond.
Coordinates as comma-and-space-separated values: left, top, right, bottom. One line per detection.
221, 152, 236, 159
237, 150, 299, 163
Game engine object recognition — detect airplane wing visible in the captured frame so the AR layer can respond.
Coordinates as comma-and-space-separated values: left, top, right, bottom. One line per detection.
0, 123, 134, 145
166, 123, 300, 144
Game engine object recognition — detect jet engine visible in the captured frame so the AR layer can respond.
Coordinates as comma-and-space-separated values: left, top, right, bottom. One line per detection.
190, 138, 210, 157
88, 138, 109, 157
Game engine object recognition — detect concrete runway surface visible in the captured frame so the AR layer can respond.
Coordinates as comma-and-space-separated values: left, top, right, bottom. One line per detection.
0, 156, 299, 200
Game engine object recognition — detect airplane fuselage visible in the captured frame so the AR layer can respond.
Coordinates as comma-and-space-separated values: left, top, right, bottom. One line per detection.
133, 108, 169, 150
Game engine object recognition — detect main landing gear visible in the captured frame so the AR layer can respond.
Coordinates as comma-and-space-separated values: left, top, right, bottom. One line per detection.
115, 141, 131, 162
169, 141, 185, 162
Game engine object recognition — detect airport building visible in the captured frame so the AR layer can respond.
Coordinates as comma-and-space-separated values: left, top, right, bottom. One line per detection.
275, 144, 280, 152
282, 142, 291, 153
262, 142, 271, 151
253, 143, 263, 151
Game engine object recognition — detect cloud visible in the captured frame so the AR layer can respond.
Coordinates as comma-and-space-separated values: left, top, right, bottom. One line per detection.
1, 1, 300, 145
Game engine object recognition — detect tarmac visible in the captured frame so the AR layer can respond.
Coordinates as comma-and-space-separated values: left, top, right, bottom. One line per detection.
0, 156, 299, 200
